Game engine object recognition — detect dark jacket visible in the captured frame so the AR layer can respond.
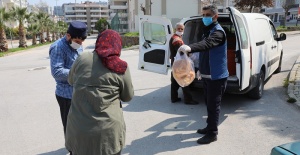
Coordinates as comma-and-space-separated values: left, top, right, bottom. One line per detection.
189, 22, 229, 80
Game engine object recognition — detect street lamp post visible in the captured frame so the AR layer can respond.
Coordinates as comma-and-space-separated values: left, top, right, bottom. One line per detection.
9, 22, 13, 48
56, 0, 59, 39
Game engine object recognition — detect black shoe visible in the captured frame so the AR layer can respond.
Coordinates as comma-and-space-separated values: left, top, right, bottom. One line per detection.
184, 100, 199, 105
171, 98, 181, 103
197, 134, 217, 144
197, 127, 208, 134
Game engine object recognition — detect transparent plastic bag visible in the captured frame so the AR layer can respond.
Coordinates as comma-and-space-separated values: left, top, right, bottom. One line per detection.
172, 51, 195, 87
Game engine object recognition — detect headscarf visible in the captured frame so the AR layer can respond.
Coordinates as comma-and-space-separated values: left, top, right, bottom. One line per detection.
95, 29, 127, 74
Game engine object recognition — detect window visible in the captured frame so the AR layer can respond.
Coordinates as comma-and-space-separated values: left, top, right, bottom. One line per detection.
143, 22, 167, 45
269, 21, 277, 40
254, 18, 272, 43
235, 15, 248, 49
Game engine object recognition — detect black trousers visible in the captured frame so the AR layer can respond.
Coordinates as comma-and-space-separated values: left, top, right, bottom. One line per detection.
171, 72, 193, 102
55, 95, 72, 135
202, 78, 227, 135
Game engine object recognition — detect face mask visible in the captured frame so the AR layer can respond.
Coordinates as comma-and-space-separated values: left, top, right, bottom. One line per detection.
175, 31, 183, 36
202, 17, 213, 26
70, 41, 81, 50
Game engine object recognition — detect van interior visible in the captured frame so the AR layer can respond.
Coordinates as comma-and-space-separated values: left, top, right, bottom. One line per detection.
182, 16, 237, 76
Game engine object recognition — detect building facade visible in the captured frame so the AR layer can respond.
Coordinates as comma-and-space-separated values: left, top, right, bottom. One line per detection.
0, 0, 28, 28
263, 0, 300, 22
128, 0, 235, 32
54, 6, 64, 16
62, 1, 109, 33
38, 6, 53, 15
0, 0, 27, 8
108, 0, 129, 33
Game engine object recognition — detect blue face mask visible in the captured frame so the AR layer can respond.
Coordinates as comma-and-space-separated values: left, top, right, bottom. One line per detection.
202, 17, 213, 26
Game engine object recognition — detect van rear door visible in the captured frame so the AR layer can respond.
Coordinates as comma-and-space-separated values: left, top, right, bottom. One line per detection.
228, 7, 251, 90
138, 15, 173, 75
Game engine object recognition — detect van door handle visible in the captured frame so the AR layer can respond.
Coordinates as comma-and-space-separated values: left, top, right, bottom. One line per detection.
271, 45, 277, 49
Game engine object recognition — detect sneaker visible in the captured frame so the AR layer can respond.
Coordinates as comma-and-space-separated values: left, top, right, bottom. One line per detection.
171, 98, 181, 103
196, 127, 208, 134
197, 134, 217, 144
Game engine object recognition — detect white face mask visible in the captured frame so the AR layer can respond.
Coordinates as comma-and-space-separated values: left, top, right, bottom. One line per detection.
70, 41, 81, 50
175, 31, 183, 36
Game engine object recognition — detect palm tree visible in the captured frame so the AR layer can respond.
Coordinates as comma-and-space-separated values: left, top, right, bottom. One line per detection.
44, 19, 53, 42
0, 8, 10, 52
26, 12, 37, 45
10, 7, 31, 48
36, 12, 49, 44
27, 24, 39, 45
58, 21, 68, 38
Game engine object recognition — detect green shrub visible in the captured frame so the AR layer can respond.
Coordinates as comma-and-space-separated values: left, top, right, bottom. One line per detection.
287, 97, 297, 103
277, 26, 300, 32
124, 32, 139, 37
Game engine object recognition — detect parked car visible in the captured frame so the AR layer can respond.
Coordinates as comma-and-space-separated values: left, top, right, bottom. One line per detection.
138, 7, 286, 99
271, 141, 300, 155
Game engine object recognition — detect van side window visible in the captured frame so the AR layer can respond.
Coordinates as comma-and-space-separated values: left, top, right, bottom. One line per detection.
254, 19, 272, 43
269, 21, 278, 40
143, 22, 167, 45
234, 15, 248, 49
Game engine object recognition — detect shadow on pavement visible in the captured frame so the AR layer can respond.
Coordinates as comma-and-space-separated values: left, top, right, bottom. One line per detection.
37, 148, 68, 155
122, 85, 251, 154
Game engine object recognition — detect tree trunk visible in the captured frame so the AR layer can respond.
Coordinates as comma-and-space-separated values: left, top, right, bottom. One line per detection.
283, 11, 288, 27
46, 29, 51, 42
56, 33, 59, 40
0, 27, 8, 52
249, 5, 254, 13
40, 30, 45, 44
32, 34, 37, 45
52, 32, 55, 41
19, 23, 27, 48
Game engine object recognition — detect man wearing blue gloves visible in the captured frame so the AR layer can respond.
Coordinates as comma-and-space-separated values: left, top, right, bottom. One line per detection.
179, 4, 228, 144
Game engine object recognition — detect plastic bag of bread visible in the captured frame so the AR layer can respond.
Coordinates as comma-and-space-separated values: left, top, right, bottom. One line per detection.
172, 51, 195, 87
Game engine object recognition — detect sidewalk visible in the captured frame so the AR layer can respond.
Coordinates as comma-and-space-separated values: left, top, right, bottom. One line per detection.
288, 56, 300, 107
286, 31, 300, 107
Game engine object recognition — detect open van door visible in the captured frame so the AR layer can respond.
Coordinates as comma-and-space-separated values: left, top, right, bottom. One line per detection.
228, 7, 251, 90
138, 15, 173, 75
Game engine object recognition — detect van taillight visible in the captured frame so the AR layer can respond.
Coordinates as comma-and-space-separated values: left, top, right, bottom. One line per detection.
250, 46, 252, 70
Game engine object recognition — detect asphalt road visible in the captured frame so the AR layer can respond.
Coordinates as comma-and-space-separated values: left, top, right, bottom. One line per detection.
0, 34, 299, 155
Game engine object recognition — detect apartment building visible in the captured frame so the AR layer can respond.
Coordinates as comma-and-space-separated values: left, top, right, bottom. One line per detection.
263, 0, 300, 22
0, 0, 28, 28
62, 1, 109, 33
0, 0, 27, 8
27, 5, 40, 14
38, 6, 53, 15
108, 0, 129, 33
54, 6, 64, 16
128, 0, 235, 32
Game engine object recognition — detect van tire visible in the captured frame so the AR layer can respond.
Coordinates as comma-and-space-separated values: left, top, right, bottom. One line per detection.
248, 70, 265, 99
274, 52, 283, 74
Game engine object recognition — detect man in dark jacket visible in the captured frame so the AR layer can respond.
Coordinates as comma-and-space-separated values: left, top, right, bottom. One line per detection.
179, 4, 228, 144
169, 23, 198, 105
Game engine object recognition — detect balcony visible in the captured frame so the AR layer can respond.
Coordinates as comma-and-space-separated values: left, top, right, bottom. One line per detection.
110, 5, 128, 10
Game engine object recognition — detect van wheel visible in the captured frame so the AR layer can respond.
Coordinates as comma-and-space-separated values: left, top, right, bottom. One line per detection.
248, 70, 265, 99
274, 52, 282, 74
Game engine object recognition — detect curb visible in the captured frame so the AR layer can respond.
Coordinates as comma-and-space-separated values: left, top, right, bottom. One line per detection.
122, 45, 139, 51
287, 56, 300, 107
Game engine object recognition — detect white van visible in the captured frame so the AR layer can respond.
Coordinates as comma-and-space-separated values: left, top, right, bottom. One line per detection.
138, 7, 286, 99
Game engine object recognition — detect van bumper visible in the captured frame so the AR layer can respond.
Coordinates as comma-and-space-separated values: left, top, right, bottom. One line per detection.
190, 74, 259, 94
